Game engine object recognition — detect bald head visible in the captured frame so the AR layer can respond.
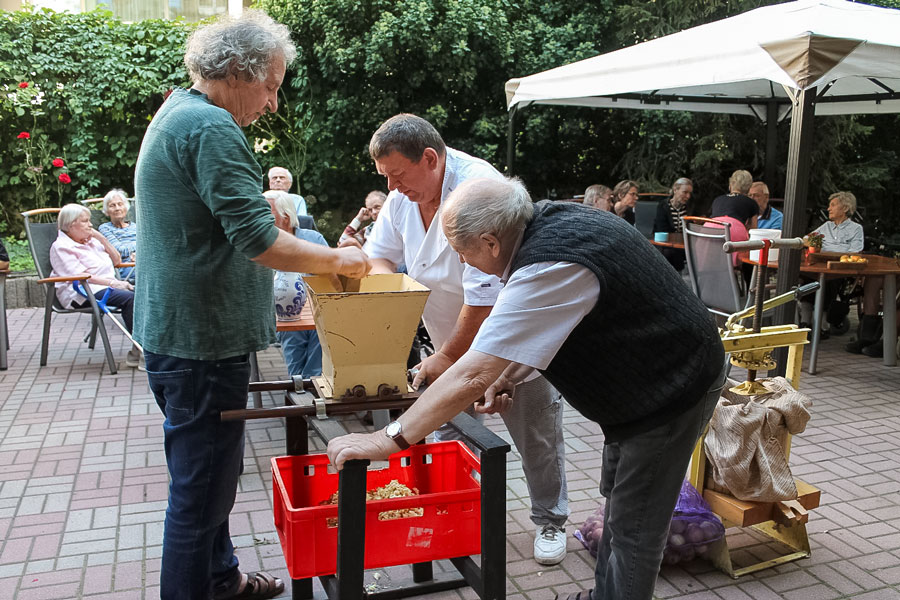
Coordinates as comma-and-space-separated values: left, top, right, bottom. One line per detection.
443, 177, 534, 249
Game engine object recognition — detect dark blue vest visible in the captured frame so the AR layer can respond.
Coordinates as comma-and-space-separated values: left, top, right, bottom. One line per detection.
512, 201, 724, 441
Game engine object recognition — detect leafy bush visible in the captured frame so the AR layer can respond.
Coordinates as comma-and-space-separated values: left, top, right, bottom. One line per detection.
1, 235, 35, 272
0, 7, 192, 235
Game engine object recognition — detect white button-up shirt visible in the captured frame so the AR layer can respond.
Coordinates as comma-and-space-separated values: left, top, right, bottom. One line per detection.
813, 219, 864, 253
472, 232, 600, 370
49, 230, 115, 308
364, 148, 504, 349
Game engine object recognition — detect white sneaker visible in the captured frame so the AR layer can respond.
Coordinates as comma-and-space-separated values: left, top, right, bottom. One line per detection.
125, 349, 142, 368
534, 524, 566, 565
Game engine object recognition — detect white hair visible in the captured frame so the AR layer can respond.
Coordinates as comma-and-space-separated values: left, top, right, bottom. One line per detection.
101, 188, 130, 216
58, 203, 91, 233
443, 177, 534, 247
268, 166, 293, 184
184, 10, 297, 84
829, 191, 857, 217
263, 190, 298, 229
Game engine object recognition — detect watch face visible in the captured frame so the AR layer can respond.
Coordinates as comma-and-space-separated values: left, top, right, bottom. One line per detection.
386, 421, 401, 437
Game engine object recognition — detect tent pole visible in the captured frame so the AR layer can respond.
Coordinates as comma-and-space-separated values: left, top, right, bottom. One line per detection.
765, 101, 778, 193
506, 104, 518, 175
774, 86, 816, 376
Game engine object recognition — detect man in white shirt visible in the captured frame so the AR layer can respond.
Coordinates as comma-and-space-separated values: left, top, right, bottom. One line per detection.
329, 176, 727, 600
267, 166, 308, 218
362, 114, 569, 565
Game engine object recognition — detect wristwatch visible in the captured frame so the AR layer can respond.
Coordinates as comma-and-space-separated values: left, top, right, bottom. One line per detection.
385, 420, 411, 450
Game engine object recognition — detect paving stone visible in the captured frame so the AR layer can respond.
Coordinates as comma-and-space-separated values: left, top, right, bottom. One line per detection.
2, 309, 900, 598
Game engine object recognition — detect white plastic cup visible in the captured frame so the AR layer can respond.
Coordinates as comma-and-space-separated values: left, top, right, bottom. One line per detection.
749, 228, 782, 263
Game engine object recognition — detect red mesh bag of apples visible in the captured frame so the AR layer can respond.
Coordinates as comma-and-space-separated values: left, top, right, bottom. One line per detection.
574, 480, 725, 566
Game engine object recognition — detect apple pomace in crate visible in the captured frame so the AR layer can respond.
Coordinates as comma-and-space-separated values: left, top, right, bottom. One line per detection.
303, 273, 430, 399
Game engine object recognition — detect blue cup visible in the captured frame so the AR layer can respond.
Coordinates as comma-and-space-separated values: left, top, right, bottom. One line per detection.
654, 232, 669, 242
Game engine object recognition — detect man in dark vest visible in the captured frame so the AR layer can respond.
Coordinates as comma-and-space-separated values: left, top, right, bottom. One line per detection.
328, 176, 726, 600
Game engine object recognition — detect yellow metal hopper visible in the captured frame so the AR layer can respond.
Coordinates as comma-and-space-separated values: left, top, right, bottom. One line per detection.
302, 274, 430, 400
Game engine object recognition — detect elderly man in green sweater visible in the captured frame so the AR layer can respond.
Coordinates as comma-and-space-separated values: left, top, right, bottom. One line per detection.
134, 11, 369, 600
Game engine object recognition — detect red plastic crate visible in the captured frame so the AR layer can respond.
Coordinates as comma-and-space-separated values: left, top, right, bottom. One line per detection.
272, 441, 482, 579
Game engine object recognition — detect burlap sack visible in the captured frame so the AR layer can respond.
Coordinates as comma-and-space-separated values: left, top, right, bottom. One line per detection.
704, 377, 812, 502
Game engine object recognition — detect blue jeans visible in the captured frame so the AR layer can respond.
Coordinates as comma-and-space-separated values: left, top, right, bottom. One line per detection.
277, 330, 322, 378
146, 351, 250, 600
594, 364, 726, 600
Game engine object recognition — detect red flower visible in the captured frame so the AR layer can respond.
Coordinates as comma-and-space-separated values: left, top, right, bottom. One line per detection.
18, 82, 28, 88
52, 158, 65, 168
17, 131, 30, 139
58, 173, 71, 184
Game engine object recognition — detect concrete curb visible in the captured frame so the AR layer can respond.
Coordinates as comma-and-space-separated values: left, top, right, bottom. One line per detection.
4, 274, 45, 309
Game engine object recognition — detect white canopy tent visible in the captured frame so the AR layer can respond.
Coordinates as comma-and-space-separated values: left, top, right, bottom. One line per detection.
503, 0, 900, 366
505, 0, 900, 120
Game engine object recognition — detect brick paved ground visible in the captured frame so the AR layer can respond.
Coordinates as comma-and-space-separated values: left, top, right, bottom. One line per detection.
0, 307, 898, 599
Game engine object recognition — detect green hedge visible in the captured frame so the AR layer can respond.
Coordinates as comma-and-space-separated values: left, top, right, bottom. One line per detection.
0, 7, 192, 236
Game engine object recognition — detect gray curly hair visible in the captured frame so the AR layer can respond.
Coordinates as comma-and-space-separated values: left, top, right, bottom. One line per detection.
184, 10, 297, 83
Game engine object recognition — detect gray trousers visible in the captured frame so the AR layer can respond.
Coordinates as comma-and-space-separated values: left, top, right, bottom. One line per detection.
435, 374, 568, 527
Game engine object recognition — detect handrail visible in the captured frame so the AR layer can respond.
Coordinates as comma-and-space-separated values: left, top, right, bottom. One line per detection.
21, 208, 61, 217
37, 274, 90, 284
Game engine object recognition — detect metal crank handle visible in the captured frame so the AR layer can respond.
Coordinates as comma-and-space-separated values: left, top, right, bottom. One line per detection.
722, 237, 804, 254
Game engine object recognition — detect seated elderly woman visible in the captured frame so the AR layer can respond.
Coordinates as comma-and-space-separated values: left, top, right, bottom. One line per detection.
50, 203, 141, 367
97, 188, 136, 284
264, 190, 330, 378
799, 190, 864, 337
652, 177, 694, 271
611, 180, 639, 224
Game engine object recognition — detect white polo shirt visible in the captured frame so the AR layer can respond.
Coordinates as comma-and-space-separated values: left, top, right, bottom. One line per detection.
364, 148, 504, 349
472, 257, 600, 370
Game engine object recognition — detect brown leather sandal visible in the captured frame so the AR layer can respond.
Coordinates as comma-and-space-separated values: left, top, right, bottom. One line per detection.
214, 571, 285, 600
555, 590, 593, 600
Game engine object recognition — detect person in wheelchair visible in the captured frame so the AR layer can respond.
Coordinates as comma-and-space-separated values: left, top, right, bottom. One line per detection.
798, 191, 864, 338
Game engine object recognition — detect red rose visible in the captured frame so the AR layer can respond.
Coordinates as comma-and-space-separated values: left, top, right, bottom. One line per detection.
58, 173, 71, 184
17, 131, 30, 139
18, 82, 28, 88
52, 158, 65, 167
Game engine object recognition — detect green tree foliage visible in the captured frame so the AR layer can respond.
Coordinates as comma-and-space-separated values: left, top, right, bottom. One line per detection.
255, 0, 614, 234
0, 7, 190, 233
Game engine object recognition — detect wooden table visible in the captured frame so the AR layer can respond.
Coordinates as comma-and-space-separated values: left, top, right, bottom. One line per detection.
0, 269, 8, 370
276, 302, 315, 331
742, 253, 900, 372
650, 232, 684, 249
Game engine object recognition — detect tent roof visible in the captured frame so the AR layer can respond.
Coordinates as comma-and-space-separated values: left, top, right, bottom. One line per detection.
505, 0, 900, 120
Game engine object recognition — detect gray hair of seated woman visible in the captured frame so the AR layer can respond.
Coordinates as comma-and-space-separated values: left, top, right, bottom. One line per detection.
184, 10, 297, 84
829, 191, 857, 217
443, 177, 534, 248
671, 177, 693, 195
58, 203, 91, 233
612, 179, 639, 202
263, 190, 299, 229
102, 188, 130, 216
